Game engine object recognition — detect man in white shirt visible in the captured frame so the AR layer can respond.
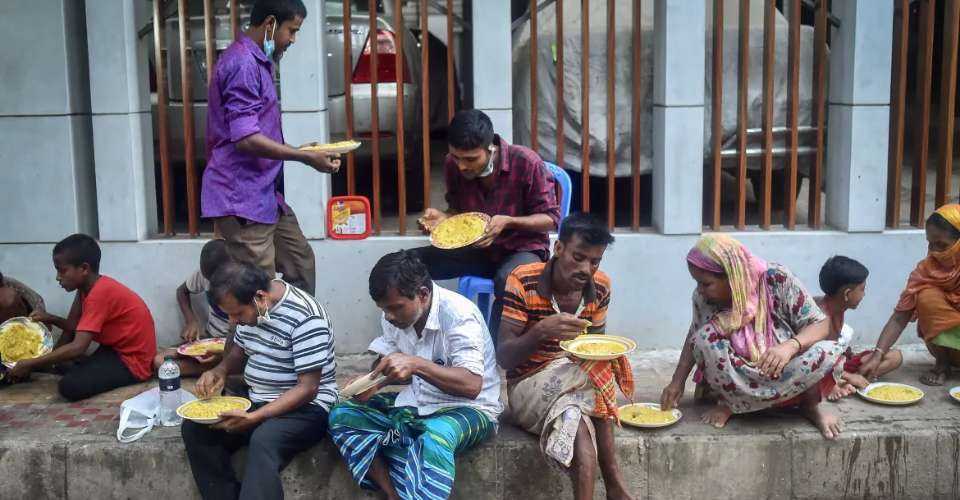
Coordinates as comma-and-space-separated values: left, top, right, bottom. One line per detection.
328, 250, 501, 500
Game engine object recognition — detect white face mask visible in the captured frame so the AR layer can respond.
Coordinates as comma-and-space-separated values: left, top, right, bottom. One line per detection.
476, 145, 497, 178
263, 18, 277, 61
255, 295, 271, 325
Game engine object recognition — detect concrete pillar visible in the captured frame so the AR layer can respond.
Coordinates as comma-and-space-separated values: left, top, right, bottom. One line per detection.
280, 0, 330, 238
471, 0, 513, 141
825, 0, 893, 232
652, 0, 706, 234
86, 0, 157, 242
0, 0, 96, 243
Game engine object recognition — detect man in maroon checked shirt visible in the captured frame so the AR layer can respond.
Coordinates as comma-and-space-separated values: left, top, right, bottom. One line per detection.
415, 109, 560, 339
202, 0, 339, 296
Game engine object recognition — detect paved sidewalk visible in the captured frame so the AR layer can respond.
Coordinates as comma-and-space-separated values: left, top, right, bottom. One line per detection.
1, 348, 959, 499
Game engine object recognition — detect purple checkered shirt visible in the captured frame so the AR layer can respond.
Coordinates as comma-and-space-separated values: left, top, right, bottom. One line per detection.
444, 135, 560, 259
201, 34, 288, 224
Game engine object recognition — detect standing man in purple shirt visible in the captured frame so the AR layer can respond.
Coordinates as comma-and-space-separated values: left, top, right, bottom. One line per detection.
415, 110, 561, 338
202, 0, 339, 296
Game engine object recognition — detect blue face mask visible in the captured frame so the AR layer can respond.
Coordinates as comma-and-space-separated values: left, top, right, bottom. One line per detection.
263, 19, 276, 60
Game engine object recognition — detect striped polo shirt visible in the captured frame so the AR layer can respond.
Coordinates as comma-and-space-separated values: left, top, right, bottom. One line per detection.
501, 260, 611, 383
233, 281, 338, 410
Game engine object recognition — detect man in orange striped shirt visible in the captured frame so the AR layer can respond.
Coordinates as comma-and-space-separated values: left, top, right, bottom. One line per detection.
496, 213, 634, 500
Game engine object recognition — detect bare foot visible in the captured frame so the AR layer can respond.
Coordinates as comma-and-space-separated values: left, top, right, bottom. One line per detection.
800, 403, 843, 440
920, 365, 950, 386
843, 372, 870, 390
701, 404, 733, 428
827, 382, 857, 402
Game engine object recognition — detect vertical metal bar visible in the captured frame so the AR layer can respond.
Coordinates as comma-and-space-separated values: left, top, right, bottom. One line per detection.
810, 0, 828, 229
760, 0, 775, 229
395, 0, 406, 235
911, 0, 935, 226
736, 0, 748, 230
886, 0, 909, 228
711, 0, 724, 230
369, 0, 382, 234
344, 1, 357, 195
556, 0, 565, 168
785, 0, 800, 229
203, 0, 216, 87
937, 0, 959, 205
631, 0, 641, 231
421, 0, 431, 209
581, 0, 591, 212
530, 0, 539, 152
446, 0, 455, 121
178, 0, 199, 236
154, 0, 174, 236
606, 0, 615, 229
230, 0, 239, 39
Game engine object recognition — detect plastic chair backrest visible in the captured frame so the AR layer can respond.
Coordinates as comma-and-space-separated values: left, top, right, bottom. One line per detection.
544, 162, 572, 224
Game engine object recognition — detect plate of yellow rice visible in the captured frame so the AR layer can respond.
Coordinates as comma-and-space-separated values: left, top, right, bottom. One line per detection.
857, 382, 924, 406
299, 140, 361, 154
560, 334, 636, 361
0, 317, 53, 367
429, 212, 490, 250
619, 403, 682, 429
177, 396, 252, 424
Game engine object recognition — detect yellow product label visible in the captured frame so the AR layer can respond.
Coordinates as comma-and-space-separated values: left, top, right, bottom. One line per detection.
331, 202, 351, 226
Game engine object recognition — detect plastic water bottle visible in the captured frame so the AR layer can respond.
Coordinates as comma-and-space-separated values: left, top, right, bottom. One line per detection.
158, 356, 182, 426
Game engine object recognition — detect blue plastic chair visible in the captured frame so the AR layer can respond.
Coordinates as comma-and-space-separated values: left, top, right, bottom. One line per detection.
457, 162, 573, 330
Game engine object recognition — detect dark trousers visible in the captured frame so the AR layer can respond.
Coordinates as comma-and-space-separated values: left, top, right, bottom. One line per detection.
410, 246, 543, 338
182, 404, 329, 500
58, 347, 141, 401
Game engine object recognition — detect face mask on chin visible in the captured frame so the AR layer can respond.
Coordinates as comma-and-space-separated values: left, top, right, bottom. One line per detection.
255, 295, 271, 326
263, 19, 277, 61
476, 145, 497, 178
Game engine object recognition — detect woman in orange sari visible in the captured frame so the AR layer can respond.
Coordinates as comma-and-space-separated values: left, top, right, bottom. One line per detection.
861, 204, 960, 386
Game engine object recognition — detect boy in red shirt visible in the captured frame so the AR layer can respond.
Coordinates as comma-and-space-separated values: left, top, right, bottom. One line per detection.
12, 234, 157, 401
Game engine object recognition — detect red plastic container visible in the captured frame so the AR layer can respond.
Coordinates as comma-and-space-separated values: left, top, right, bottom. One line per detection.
326, 196, 372, 240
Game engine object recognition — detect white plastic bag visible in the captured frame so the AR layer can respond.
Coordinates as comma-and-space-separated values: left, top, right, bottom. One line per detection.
117, 387, 197, 443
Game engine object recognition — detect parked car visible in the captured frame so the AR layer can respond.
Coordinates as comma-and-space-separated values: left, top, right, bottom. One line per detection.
147, 0, 423, 165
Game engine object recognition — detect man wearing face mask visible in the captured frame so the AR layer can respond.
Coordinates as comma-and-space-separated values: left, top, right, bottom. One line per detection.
202, 0, 340, 296
414, 109, 561, 338
328, 250, 502, 500
182, 261, 337, 499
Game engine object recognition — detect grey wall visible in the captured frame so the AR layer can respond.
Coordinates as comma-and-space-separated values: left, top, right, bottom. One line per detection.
0, 231, 926, 354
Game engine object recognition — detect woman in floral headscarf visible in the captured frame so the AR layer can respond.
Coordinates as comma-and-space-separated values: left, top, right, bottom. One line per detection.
861, 204, 960, 386
659, 234, 846, 440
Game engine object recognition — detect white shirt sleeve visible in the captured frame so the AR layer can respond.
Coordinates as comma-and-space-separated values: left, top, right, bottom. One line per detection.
444, 314, 485, 376
184, 269, 209, 294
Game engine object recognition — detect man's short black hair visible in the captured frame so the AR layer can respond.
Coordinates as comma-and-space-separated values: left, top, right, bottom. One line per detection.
447, 109, 495, 150
558, 213, 615, 247
369, 250, 432, 302
819, 255, 869, 296
927, 211, 960, 240
250, 0, 307, 26
53, 234, 102, 273
199, 239, 232, 280
209, 261, 271, 306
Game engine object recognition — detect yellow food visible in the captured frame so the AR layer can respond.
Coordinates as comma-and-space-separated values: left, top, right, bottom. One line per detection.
432, 215, 486, 248
180, 398, 249, 420
622, 406, 677, 425
0, 323, 44, 362
571, 340, 627, 356
866, 385, 922, 402
182, 341, 225, 357
300, 140, 360, 152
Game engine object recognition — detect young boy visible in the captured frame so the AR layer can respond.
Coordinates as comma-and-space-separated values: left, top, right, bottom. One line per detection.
16, 234, 157, 401
817, 255, 903, 400
153, 239, 234, 376
0, 270, 46, 323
